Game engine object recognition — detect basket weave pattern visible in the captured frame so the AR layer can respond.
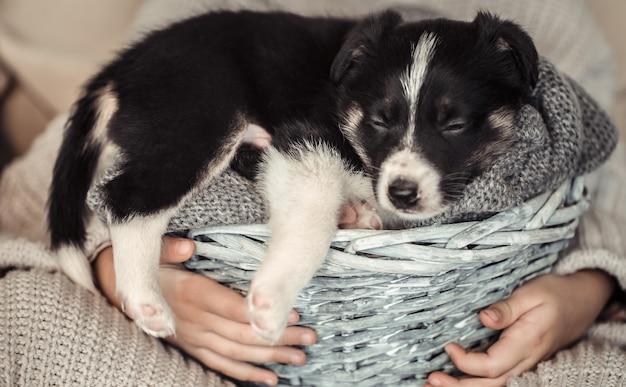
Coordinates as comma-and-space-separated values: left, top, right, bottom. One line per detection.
185, 177, 588, 386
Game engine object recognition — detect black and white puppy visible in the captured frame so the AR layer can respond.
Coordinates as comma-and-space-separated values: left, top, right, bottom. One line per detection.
48, 10, 538, 343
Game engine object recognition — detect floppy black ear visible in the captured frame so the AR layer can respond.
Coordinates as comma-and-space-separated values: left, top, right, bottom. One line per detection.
330, 10, 403, 84
474, 11, 539, 91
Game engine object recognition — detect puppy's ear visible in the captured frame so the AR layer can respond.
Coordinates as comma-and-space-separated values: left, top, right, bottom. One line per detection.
474, 11, 539, 92
331, 10, 402, 84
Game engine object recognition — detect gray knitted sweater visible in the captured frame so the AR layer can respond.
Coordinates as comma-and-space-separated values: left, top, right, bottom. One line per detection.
1, 1, 625, 386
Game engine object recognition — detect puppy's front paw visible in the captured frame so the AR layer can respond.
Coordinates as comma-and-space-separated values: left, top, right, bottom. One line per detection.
339, 200, 382, 230
247, 285, 290, 344
122, 296, 175, 338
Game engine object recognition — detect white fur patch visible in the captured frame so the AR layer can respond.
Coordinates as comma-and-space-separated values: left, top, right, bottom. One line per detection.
109, 209, 177, 337
87, 84, 122, 180
338, 104, 369, 166
487, 107, 515, 134
400, 32, 438, 149
377, 148, 444, 219
89, 84, 118, 149
259, 142, 351, 259
251, 141, 368, 342
57, 244, 98, 293
109, 211, 174, 296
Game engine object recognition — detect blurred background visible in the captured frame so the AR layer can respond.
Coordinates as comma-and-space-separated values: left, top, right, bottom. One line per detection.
0, 0, 624, 172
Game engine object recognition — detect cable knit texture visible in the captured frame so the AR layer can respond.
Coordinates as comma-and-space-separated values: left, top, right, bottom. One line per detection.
0, 239, 234, 387
508, 340, 626, 387
0, 272, 234, 387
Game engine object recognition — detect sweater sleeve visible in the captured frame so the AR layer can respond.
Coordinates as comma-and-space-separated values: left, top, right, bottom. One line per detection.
0, 114, 111, 262
0, 115, 64, 244
0, 243, 233, 387
554, 142, 626, 290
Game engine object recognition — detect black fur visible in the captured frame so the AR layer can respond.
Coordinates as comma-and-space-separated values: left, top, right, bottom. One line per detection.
49, 11, 357, 249
48, 9, 538, 250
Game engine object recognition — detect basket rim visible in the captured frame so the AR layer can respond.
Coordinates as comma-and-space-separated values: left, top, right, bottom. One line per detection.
187, 178, 586, 275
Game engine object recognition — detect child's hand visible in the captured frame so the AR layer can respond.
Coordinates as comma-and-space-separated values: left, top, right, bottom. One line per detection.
424, 270, 616, 387
94, 237, 316, 386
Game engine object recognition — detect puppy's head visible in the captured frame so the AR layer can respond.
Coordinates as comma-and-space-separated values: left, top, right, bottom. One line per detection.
332, 11, 538, 220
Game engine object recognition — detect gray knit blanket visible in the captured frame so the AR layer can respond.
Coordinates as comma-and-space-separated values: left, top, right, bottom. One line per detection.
88, 58, 617, 230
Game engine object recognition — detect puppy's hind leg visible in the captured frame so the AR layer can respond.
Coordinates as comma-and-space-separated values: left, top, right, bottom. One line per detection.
103, 113, 251, 338
109, 209, 177, 337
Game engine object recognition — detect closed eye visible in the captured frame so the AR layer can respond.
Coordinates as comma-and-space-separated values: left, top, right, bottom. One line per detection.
370, 115, 389, 130
442, 118, 467, 132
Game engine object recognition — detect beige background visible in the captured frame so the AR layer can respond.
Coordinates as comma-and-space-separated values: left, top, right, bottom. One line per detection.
589, 1, 626, 137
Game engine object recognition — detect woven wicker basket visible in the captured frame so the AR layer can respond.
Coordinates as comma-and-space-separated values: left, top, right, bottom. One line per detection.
185, 177, 588, 386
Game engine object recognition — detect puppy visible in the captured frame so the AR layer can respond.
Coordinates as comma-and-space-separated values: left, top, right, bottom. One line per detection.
48, 10, 538, 343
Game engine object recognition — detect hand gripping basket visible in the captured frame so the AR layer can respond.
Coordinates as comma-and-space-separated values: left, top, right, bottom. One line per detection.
184, 176, 588, 386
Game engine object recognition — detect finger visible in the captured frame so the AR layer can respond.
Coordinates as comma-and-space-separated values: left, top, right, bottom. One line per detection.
426, 371, 506, 387
159, 267, 251, 325
178, 343, 281, 386
182, 268, 306, 326
176, 328, 309, 366
427, 352, 539, 387
480, 287, 542, 330
426, 371, 494, 387
181, 308, 316, 347
183, 275, 254, 323
160, 236, 195, 264
444, 333, 532, 380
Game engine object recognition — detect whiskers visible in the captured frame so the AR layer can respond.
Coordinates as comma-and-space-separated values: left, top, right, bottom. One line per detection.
441, 171, 471, 203
367, 165, 382, 175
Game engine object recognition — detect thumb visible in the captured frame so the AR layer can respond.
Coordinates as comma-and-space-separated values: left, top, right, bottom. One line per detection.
480, 290, 532, 330
481, 275, 551, 331
160, 237, 195, 264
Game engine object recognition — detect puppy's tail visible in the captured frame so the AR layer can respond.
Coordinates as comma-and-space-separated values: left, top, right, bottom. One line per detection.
56, 244, 98, 293
48, 80, 113, 292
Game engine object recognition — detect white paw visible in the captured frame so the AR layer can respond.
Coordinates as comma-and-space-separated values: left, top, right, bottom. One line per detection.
339, 200, 383, 230
354, 203, 382, 230
122, 296, 175, 338
247, 285, 291, 344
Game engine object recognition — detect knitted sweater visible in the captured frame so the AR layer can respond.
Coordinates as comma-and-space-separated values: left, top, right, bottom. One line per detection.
1, 1, 625, 386
0, 236, 234, 387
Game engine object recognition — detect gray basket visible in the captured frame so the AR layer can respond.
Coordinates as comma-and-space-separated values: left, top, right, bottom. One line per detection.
185, 177, 588, 386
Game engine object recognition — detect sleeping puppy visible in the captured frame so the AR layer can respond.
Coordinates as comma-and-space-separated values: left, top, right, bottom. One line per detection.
48, 10, 538, 343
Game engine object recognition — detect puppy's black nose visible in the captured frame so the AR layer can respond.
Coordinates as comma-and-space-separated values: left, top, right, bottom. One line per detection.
388, 179, 419, 209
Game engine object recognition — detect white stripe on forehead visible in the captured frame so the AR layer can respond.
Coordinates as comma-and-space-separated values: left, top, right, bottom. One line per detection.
401, 32, 438, 149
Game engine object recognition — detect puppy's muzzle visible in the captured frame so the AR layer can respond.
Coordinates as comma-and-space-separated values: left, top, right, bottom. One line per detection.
388, 178, 420, 209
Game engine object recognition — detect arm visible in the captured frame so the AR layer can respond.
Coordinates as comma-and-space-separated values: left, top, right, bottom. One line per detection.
94, 236, 316, 387
0, 115, 66, 242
